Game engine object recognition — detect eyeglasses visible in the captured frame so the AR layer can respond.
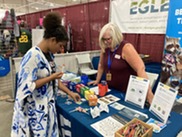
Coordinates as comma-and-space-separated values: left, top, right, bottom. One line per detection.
102, 37, 112, 42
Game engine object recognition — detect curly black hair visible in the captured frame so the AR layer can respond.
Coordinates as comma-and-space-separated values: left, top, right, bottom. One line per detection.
43, 12, 68, 42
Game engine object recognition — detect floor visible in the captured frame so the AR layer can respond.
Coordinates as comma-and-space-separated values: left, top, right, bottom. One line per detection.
0, 67, 15, 137
0, 100, 14, 137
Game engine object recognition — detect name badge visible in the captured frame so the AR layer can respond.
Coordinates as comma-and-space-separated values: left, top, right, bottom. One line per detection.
106, 72, 112, 81
114, 54, 121, 59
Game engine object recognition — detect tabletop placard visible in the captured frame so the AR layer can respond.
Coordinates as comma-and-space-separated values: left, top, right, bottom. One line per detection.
149, 82, 178, 123
125, 75, 150, 108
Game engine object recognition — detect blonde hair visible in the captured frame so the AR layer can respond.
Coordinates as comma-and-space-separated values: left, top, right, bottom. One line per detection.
99, 22, 123, 53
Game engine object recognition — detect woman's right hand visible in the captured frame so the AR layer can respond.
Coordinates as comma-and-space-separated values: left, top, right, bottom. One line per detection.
52, 72, 64, 80
87, 80, 99, 86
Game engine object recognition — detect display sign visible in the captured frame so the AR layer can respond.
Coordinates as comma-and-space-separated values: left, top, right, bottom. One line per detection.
0, 59, 10, 77
32, 29, 44, 46
110, 0, 169, 34
166, 0, 182, 43
125, 75, 150, 108
149, 82, 178, 123
160, 0, 182, 95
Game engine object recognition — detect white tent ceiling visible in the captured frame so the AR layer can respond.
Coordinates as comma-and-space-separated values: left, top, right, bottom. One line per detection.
0, 0, 99, 15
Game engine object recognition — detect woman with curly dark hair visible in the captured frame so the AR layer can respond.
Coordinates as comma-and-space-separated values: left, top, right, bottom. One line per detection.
11, 12, 80, 137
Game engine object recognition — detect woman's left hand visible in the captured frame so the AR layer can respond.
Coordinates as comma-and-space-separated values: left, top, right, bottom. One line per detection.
70, 92, 81, 102
147, 91, 154, 105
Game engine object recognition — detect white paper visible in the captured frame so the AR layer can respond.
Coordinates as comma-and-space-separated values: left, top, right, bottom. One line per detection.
98, 94, 120, 105
125, 75, 150, 108
110, 102, 125, 110
118, 106, 148, 121
149, 82, 178, 123
99, 102, 109, 113
90, 106, 100, 119
91, 116, 123, 137
61, 73, 78, 81
146, 72, 159, 88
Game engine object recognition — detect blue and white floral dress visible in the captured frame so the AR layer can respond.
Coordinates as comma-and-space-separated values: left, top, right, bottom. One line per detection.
11, 46, 59, 137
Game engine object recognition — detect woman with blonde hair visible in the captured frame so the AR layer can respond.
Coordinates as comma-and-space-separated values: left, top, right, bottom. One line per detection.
89, 22, 154, 104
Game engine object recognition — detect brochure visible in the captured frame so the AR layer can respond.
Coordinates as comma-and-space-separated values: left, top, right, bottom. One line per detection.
110, 102, 125, 110
146, 118, 167, 133
125, 75, 150, 108
98, 94, 120, 105
118, 106, 148, 121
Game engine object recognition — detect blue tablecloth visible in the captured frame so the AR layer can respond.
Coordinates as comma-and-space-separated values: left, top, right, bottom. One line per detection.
56, 90, 182, 137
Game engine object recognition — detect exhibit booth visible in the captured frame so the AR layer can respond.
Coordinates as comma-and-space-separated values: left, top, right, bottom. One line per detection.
1, 0, 182, 137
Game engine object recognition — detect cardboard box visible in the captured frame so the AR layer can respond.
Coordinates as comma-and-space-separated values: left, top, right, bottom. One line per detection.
85, 91, 94, 100
115, 118, 153, 137
88, 94, 98, 106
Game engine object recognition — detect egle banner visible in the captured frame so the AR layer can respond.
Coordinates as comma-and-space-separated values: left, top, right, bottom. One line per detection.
111, 0, 169, 34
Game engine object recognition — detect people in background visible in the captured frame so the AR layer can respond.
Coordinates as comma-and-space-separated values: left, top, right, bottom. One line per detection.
3, 29, 11, 47
0, 30, 4, 47
11, 12, 81, 137
88, 22, 154, 104
36, 23, 43, 29
17, 20, 32, 56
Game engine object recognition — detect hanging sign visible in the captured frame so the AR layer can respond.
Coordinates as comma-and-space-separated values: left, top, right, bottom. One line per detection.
111, 0, 169, 34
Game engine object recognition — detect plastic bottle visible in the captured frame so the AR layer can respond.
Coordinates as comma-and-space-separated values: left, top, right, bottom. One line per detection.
62, 64, 66, 73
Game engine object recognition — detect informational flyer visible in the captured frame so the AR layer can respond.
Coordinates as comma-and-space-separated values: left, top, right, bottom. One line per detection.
110, 102, 125, 110
125, 75, 150, 108
98, 94, 120, 105
91, 116, 123, 137
149, 82, 178, 123
118, 107, 148, 121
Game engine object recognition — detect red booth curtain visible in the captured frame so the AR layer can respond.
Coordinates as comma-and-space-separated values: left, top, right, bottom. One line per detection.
18, 0, 165, 63
124, 34, 165, 63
